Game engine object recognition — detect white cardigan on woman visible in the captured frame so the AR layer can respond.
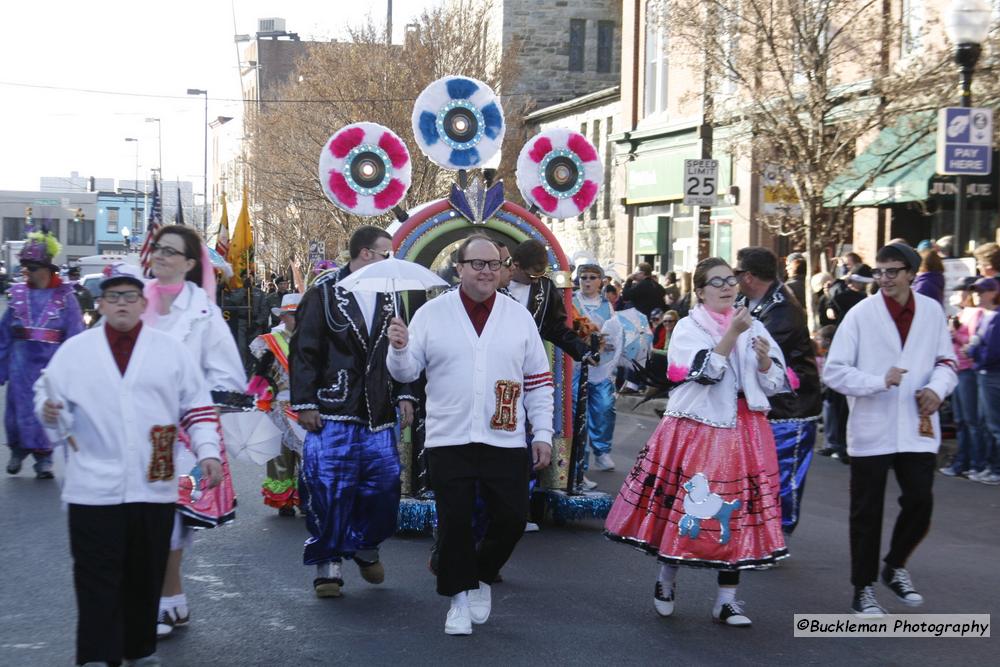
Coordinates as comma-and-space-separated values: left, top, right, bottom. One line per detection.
146, 281, 246, 392
822, 292, 957, 457
664, 315, 789, 428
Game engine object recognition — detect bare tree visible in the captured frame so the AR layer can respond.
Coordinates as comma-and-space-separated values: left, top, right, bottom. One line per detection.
652, 0, 1000, 321
246, 0, 523, 277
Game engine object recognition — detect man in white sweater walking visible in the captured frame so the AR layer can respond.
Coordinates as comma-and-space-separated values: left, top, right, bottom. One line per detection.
387, 234, 554, 636
823, 243, 956, 618
35, 263, 222, 667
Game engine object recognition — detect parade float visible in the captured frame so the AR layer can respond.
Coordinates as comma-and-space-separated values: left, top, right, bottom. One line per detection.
317, 75, 614, 531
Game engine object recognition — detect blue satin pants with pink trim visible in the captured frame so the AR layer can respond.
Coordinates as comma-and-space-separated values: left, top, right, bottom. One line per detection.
299, 421, 400, 565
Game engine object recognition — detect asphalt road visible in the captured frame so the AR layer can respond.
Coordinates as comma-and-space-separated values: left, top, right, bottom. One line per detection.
2, 396, 998, 665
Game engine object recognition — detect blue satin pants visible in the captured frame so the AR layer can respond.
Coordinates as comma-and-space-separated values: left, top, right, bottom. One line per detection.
771, 420, 817, 534
571, 374, 617, 467
299, 421, 401, 565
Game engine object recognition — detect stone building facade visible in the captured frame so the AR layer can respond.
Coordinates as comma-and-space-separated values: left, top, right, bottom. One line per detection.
476, 0, 623, 109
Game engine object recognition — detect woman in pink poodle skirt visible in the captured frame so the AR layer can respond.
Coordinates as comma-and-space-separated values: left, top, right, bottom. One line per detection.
604, 257, 792, 627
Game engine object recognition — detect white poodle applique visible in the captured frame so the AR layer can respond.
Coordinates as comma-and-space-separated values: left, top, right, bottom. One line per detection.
678, 473, 741, 545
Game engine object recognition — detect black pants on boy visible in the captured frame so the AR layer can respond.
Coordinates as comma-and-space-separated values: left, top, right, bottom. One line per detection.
849, 452, 935, 587
69, 502, 174, 666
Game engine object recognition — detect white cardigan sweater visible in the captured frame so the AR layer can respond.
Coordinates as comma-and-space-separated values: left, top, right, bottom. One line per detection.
387, 289, 555, 448
823, 292, 957, 457
34, 323, 220, 506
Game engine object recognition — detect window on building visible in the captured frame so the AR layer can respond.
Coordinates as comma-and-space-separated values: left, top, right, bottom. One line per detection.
107, 207, 119, 234
569, 19, 586, 72
134, 208, 143, 229
2, 217, 26, 242
67, 219, 95, 246
643, 2, 668, 117
597, 21, 614, 73
901, 0, 925, 56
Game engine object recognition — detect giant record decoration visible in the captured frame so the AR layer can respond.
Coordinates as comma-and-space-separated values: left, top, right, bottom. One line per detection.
516, 129, 602, 219
412, 76, 505, 170
319, 122, 412, 216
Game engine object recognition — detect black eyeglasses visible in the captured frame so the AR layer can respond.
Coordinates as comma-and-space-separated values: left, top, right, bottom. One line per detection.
151, 243, 187, 259
704, 276, 739, 288
872, 267, 905, 280
101, 290, 143, 304
20, 264, 47, 273
459, 259, 502, 271
501, 257, 513, 268
366, 247, 391, 259
579, 275, 601, 281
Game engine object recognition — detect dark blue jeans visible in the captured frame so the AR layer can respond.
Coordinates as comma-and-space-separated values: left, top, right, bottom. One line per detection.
976, 370, 1000, 475
947, 369, 984, 473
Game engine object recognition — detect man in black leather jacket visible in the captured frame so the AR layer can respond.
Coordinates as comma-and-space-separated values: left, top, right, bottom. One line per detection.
290, 225, 415, 598
736, 247, 822, 534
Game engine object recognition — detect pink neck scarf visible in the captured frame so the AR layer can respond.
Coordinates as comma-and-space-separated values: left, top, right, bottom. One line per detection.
143, 280, 184, 323
691, 303, 735, 339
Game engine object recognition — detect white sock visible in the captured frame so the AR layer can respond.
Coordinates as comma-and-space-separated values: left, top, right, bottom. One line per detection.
714, 586, 737, 613
159, 596, 175, 614
451, 591, 469, 609
658, 564, 679, 587
174, 593, 188, 615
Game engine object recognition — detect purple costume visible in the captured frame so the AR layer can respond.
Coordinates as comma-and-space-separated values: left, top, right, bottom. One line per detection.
0, 282, 83, 461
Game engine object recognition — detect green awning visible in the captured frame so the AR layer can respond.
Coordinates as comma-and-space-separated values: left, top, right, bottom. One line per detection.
824, 113, 937, 207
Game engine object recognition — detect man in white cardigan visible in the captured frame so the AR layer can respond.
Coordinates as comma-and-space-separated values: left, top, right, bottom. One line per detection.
35, 263, 222, 667
387, 234, 554, 636
823, 243, 957, 618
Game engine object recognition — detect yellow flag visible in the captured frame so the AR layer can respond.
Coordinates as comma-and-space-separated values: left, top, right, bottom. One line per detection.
227, 189, 253, 289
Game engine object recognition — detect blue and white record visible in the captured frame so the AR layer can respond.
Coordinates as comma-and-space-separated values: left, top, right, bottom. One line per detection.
411, 76, 505, 169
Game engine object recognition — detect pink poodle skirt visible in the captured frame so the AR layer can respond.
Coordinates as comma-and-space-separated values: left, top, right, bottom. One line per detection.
604, 400, 787, 569
176, 426, 237, 529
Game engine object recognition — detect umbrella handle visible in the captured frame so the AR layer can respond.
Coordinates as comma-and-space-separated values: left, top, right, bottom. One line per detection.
392, 278, 398, 318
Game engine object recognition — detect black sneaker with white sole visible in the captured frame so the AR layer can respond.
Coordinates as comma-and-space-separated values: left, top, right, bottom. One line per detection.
881, 565, 923, 606
851, 585, 887, 617
653, 581, 675, 617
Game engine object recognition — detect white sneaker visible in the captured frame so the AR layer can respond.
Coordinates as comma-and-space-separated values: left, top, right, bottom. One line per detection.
653, 581, 675, 617
468, 583, 492, 624
445, 604, 472, 635
155, 609, 175, 639
713, 600, 752, 626
524, 521, 540, 533
594, 453, 616, 471
976, 472, 1000, 485
581, 476, 598, 491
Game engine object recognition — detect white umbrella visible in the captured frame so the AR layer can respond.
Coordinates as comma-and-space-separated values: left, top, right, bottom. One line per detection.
220, 411, 283, 465
336, 255, 449, 316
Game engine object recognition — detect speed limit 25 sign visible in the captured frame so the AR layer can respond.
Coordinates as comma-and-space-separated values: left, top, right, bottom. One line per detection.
683, 159, 719, 207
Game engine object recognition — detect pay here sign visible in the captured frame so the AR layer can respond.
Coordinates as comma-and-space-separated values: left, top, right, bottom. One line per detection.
936, 107, 993, 176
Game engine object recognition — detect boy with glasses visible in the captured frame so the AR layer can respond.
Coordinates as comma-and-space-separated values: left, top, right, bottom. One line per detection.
1, 231, 84, 478
36, 263, 222, 667
823, 243, 957, 617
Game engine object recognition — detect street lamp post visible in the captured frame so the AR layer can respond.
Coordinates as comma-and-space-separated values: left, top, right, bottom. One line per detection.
124, 137, 140, 241
145, 117, 163, 189
945, 0, 992, 255
187, 88, 209, 234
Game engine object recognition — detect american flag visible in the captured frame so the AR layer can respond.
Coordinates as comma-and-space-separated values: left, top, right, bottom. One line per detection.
215, 197, 230, 258
139, 179, 162, 277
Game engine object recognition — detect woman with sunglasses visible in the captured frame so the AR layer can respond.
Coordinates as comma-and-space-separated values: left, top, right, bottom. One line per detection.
605, 257, 790, 627
143, 224, 246, 639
